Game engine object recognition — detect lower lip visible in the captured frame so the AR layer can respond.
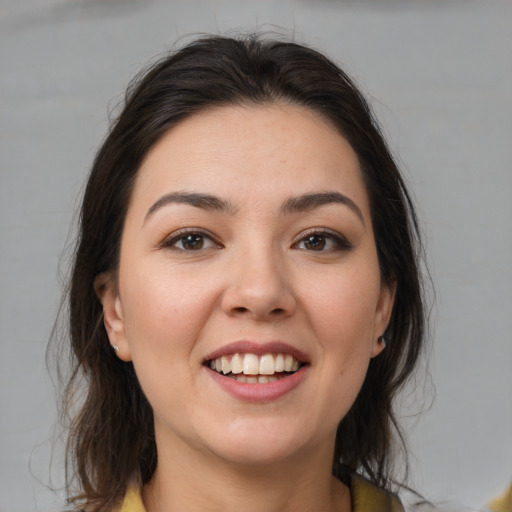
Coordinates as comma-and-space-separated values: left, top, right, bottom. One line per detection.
207, 366, 308, 403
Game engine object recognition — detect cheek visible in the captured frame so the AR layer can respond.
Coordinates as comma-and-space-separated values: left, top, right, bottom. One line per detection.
118, 268, 216, 418
305, 268, 380, 349
120, 263, 218, 359
301, 265, 381, 416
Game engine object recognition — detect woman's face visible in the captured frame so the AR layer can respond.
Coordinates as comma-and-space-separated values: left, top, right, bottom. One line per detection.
101, 103, 394, 467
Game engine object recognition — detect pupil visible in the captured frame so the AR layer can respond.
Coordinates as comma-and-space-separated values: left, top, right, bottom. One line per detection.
306, 235, 325, 250
183, 234, 203, 250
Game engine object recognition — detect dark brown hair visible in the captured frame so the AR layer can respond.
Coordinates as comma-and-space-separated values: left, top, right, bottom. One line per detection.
59, 34, 427, 510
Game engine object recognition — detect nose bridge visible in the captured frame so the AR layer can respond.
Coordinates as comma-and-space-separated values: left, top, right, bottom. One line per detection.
221, 237, 295, 319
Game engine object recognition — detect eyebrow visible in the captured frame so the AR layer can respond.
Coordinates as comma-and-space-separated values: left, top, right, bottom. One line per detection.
144, 190, 364, 225
145, 191, 237, 222
281, 191, 364, 224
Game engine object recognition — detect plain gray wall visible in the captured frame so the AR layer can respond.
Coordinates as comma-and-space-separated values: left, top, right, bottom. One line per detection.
1, 0, 511, 511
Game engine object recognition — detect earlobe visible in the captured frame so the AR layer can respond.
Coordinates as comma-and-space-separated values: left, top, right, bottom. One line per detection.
371, 280, 396, 358
93, 273, 132, 362
371, 335, 387, 358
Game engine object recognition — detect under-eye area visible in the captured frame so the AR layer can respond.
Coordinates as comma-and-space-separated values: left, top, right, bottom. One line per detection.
205, 353, 306, 383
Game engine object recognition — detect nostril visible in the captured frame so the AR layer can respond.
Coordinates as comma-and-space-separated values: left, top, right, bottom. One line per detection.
233, 306, 249, 313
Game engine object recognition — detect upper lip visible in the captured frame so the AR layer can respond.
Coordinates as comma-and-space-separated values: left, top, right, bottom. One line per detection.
203, 341, 310, 364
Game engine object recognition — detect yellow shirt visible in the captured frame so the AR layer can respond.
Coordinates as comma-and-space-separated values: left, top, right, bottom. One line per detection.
487, 483, 512, 512
118, 474, 404, 512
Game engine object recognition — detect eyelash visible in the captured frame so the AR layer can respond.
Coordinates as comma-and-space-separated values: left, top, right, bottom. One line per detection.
161, 228, 351, 253
161, 229, 221, 252
292, 229, 352, 252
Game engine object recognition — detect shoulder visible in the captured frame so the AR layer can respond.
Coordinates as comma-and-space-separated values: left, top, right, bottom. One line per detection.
351, 473, 405, 512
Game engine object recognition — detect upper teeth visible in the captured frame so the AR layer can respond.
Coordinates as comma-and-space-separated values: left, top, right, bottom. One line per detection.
209, 353, 300, 375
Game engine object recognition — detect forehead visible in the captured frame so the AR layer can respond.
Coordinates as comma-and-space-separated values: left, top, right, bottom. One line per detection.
130, 103, 370, 220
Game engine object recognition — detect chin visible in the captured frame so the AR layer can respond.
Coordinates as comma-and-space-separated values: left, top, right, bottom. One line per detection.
203, 418, 313, 467
213, 442, 301, 468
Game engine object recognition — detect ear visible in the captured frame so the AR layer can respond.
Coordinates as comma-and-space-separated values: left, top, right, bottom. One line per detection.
94, 273, 132, 362
370, 279, 396, 358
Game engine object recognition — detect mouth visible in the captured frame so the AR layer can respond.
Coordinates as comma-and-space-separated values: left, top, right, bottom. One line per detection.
203, 342, 309, 401
205, 352, 305, 384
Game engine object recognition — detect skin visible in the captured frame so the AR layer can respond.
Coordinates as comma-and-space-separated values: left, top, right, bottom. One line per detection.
98, 103, 395, 512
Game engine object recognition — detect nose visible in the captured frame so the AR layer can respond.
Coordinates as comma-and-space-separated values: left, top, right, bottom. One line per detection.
220, 247, 297, 321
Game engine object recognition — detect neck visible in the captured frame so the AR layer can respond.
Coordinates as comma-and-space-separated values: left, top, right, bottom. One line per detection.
142, 434, 350, 512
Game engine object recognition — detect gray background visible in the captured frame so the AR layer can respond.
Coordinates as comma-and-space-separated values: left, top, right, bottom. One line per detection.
1, 0, 511, 511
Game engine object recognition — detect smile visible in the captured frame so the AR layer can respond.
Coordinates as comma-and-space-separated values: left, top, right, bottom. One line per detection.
207, 353, 302, 383
203, 341, 309, 401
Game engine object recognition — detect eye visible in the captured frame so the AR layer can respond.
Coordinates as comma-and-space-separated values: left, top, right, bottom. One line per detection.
293, 230, 351, 252
162, 230, 220, 252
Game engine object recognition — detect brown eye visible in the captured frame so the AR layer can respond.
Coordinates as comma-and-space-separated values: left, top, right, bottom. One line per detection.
303, 234, 326, 251
180, 234, 204, 250
294, 230, 352, 252
163, 230, 219, 252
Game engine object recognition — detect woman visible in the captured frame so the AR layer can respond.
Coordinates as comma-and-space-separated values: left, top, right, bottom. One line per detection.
60, 34, 426, 511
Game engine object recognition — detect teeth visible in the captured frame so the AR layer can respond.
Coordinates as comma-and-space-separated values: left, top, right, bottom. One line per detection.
275, 353, 284, 372
209, 352, 302, 379
230, 353, 243, 374
259, 354, 275, 375
243, 353, 259, 375
230, 374, 280, 383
